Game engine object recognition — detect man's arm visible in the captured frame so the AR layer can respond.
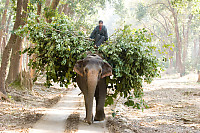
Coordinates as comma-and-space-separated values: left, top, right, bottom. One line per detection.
90, 28, 96, 39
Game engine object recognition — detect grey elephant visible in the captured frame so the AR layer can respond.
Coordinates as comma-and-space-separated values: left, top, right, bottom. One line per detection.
73, 54, 112, 124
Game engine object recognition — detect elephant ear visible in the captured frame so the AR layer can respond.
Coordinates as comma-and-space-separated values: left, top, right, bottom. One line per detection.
73, 60, 84, 76
101, 62, 112, 78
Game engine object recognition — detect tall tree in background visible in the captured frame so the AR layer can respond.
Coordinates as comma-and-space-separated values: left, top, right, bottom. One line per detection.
6, 0, 28, 84
46, 0, 60, 23
168, 0, 184, 74
134, 0, 200, 75
0, 0, 10, 56
0, 0, 28, 94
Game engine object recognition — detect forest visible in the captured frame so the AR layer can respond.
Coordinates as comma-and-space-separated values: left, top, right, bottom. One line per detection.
0, 0, 200, 132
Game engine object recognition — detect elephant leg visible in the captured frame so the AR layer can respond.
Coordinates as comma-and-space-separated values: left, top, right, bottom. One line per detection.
84, 95, 87, 121
94, 97, 106, 121
76, 75, 93, 123
94, 78, 107, 121
84, 94, 94, 123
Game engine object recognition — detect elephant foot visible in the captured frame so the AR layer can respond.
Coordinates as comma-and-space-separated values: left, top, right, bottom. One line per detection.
94, 111, 105, 121
94, 115, 105, 121
84, 117, 87, 122
88, 121, 92, 125
84, 116, 94, 124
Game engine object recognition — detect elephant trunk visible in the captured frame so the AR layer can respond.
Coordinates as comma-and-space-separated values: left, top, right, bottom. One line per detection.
86, 73, 98, 124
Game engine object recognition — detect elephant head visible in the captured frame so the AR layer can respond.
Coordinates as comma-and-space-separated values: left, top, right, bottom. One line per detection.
73, 54, 112, 124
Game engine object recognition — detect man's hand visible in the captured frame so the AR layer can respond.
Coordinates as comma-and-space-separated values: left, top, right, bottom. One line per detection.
94, 45, 98, 48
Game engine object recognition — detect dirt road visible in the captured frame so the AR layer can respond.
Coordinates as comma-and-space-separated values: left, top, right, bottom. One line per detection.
29, 74, 200, 133
1, 73, 200, 132
30, 87, 108, 133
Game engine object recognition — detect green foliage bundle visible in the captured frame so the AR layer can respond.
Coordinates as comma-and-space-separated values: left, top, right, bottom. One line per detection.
19, 14, 160, 108
21, 15, 96, 87
99, 26, 160, 108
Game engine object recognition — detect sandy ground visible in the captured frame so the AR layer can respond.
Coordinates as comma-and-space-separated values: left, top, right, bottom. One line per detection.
1, 73, 200, 133
106, 73, 200, 133
0, 79, 70, 132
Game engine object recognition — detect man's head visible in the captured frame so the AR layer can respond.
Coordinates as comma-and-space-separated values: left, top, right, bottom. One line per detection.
99, 20, 103, 27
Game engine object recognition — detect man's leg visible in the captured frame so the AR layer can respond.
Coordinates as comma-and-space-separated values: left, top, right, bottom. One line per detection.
95, 34, 101, 45
96, 36, 105, 47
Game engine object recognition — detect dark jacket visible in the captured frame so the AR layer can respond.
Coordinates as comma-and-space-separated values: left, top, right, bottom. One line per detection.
90, 25, 108, 41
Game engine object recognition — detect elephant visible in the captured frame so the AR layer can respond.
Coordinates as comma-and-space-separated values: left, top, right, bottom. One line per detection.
73, 54, 112, 124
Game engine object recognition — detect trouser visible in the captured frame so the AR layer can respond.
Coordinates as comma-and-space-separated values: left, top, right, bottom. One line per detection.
95, 34, 105, 47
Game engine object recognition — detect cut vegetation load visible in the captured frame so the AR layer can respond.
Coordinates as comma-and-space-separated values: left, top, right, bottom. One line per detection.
18, 14, 161, 108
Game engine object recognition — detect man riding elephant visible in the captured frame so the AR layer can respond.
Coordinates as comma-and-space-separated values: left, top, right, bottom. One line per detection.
90, 20, 108, 48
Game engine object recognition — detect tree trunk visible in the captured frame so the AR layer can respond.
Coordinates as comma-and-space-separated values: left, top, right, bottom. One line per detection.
37, 1, 42, 22
47, 0, 60, 23
0, 0, 10, 54
197, 35, 200, 65
5, 14, 12, 41
45, 0, 51, 7
7, 37, 24, 84
1, 37, 6, 57
30, 43, 36, 79
197, 71, 200, 82
182, 14, 193, 74
0, 0, 23, 94
169, 48, 174, 69
50, 0, 60, 10
63, 3, 74, 16
170, 5, 183, 75
198, 35, 200, 58
7, 0, 28, 84
19, 50, 23, 72
193, 39, 197, 67
58, 4, 64, 13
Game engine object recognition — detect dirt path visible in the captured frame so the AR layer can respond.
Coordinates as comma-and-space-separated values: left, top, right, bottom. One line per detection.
1, 73, 200, 132
30, 87, 108, 133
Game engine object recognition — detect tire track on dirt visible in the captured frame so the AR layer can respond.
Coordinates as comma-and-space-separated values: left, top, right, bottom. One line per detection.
30, 87, 82, 133
65, 113, 80, 133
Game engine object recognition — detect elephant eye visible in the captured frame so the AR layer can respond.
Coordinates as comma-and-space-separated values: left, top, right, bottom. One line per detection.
84, 68, 88, 73
99, 69, 102, 75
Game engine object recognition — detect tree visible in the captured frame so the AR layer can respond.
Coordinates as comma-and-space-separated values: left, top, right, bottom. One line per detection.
7, 0, 28, 84
0, 0, 10, 56
0, 0, 28, 94
132, 0, 200, 75
168, 0, 184, 74
46, 0, 60, 23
